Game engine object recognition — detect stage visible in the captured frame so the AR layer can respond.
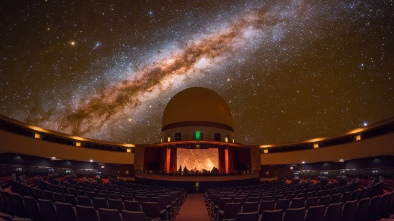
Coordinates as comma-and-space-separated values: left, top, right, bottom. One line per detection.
134, 172, 260, 192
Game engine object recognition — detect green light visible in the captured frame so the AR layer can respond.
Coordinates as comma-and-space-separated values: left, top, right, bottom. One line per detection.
195, 131, 201, 141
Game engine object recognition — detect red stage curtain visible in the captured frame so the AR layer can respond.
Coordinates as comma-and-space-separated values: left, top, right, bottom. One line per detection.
228, 146, 235, 172
218, 147, 225, 172
170, 148, 177, 172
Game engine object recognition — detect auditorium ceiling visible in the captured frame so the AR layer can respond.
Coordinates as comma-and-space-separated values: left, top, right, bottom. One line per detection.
0, 0, 393, 145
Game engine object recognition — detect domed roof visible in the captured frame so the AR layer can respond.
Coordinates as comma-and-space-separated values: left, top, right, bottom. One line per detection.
162, 87, 233, 131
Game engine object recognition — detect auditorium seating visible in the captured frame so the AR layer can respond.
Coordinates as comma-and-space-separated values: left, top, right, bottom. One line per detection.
204, 178, 394, 221
0, 176, 186, 221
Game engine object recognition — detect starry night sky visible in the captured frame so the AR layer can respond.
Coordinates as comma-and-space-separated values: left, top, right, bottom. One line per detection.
0, 0, 393, 145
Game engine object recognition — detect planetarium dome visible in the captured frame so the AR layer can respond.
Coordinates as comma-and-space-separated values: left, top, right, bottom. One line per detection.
161, 87, 235, 143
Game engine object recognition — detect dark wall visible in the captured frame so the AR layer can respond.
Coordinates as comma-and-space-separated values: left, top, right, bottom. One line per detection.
0, 153, 132, 177
135, 177, 259, 193
234, 148, 251, 171
0, 153, 52, 167
144, 147, 161, 170
261, 165, 276, 178
119, 164, 135, 177
273, 155, 394, 177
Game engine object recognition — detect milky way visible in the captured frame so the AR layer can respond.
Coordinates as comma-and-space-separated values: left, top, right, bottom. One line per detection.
0, 0, 393, 144
50, 1, 311, 136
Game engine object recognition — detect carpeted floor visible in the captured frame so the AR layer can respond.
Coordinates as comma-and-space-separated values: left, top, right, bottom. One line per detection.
175, 194, 210, 221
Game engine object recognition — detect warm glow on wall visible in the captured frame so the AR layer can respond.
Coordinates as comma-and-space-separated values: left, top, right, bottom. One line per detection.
263, 149, 268, 154
70, 136, 86, 141
260, 145, 273, 148
313, 143, 319, 149
347, 128, 366, 135
306, 137, 325, 143
34, 133, 41, 139
225, 136, 229, 142
355, 134, 362, 141
126, 148, 131, 153
167, 136, 171, 142
75, 141, 82, 147
27, 125, 49, 133
122, 143, 135, 147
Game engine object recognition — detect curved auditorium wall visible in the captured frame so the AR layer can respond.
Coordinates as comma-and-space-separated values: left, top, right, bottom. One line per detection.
261, 128, 394, 166
0, 129, 134, 165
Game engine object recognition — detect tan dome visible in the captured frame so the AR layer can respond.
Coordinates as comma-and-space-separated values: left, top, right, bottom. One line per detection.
162, 87, 233, 131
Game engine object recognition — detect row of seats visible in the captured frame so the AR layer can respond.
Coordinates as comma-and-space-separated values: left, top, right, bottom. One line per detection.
210, 193, 394, 221
1, 178, 187, 221
0, 197, 164, 221
205, 181, 393, 221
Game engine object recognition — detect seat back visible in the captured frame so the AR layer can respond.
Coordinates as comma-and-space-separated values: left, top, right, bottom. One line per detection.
258, 200, 275, 214
318, 195, 330, 206
341, 192, 351, 203
290, 197, 306, 209
283, 207, 306, 221
261, 209, 284, 221
92, 197, 108, 210
108, 199, 125, 212
108, 193, 121, 200
387, 192, 394, 214
53, 192, 65, 203
43, 190, 54, 203
135, 196, 149, 204
305, 197, 318, 209
10, 192, 26, 218
355, 197, 371, 221
305, 205, 325, 221
235, 211, 259, 221
242, 201, 258, 212
247, 197, 260, 203
285, 194, 296, 201
124, 200, 142, 211
275, 199, 290, 211
142, 202, 161, 219
23, 196, 41, 221
76, 205, 99, 221
261, 195, 273, 201
223, 203, 242, 220
98, 208, 121, 221
378, 193, 390, 218
324, 202, 343, 221
350, 190, 361, 200
368, 195, 381, 220
77, 196, 93, 207
121, 210, 147, 221
340, 200, 357, 221
63, 194, 77, 206
330, 193, 341, 204
97, 193, 108, 200
85, 191, 97, 198
37, 199, 58, 221
218, 198, 232, 210
55, 202, 77, 221
121, 195, 134, 202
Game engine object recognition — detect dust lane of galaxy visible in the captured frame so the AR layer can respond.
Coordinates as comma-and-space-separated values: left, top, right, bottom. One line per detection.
32, 0, 311, 136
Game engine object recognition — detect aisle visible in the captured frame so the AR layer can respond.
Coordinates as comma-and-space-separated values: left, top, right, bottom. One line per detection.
175, 193, 210, 221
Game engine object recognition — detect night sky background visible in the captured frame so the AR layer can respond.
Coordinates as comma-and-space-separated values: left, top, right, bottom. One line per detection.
0, 0, 393, 145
